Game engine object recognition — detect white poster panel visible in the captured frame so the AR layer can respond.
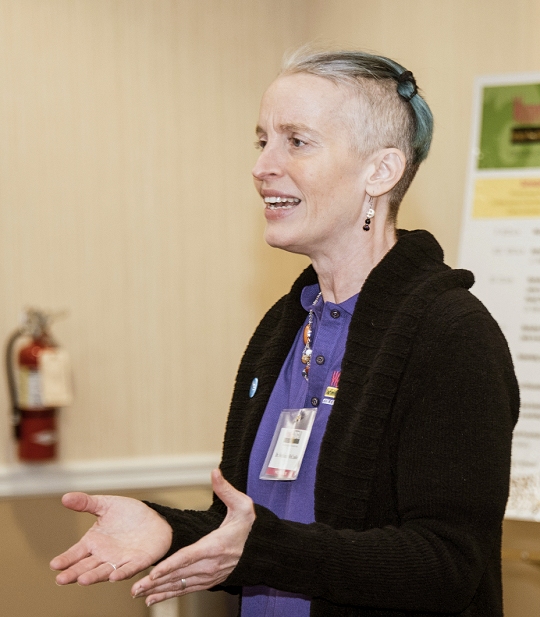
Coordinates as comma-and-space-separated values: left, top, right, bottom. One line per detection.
458, 73, 540, 522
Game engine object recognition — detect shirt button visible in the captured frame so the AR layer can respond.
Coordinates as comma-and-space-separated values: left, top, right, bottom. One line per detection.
315, 355, 325, 365
311, 397, 319, 406
330, 309, 341, 319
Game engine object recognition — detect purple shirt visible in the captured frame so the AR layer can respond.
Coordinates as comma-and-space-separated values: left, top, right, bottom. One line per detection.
243, 284, 358, 617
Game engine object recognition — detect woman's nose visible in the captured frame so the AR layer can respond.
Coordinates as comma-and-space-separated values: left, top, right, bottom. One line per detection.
252, 144, 283, 181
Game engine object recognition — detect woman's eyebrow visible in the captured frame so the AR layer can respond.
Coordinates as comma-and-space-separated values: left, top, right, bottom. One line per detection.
255, 123, 323, 139
279, 122, 321, 137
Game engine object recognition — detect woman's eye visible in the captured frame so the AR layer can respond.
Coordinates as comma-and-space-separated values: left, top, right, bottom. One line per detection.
255, 139, 267, 150
290, 137, 307, 148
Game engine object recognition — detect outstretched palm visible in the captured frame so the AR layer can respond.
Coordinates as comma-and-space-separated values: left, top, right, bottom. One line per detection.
50, 493, 172, 586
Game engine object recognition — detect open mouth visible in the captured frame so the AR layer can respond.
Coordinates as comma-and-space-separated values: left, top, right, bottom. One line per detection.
264, 196, 301, 210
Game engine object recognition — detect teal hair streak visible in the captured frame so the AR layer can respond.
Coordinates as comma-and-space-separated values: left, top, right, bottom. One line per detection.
382, 56, 433, 164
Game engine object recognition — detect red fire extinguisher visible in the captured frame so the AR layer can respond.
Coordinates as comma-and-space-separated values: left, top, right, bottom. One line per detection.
6, 309, 72, 462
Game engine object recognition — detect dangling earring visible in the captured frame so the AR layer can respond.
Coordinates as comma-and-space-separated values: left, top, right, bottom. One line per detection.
363, 195, 375, 231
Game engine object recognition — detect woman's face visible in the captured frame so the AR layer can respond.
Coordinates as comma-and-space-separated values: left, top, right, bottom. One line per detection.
252, 73, 371, 259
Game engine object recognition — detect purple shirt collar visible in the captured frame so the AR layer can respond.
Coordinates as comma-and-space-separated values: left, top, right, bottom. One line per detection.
300, 283, 358, 317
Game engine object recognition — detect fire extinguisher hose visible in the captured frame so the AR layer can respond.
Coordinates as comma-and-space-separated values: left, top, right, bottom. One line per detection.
5, 328, 24, 439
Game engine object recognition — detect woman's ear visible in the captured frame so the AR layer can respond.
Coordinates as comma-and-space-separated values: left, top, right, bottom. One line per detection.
365, 148, 406, 197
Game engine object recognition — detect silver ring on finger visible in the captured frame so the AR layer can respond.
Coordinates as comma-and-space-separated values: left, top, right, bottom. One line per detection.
107, 562, 117, 571
180, 578, 187, 591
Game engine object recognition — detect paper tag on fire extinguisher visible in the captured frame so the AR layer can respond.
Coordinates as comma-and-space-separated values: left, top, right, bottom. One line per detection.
38, 348, 73, 407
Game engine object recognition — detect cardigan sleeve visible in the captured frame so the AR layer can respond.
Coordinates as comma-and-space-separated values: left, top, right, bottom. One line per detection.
223, 297, 519, 612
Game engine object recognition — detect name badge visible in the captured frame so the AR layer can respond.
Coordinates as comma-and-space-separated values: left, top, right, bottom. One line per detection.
259, 408, 317, 481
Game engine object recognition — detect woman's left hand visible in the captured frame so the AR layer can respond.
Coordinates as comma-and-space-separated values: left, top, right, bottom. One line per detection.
131, 468, 255, 607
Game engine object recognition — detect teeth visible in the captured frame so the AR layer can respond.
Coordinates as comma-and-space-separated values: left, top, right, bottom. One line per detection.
264, 196, 301, 204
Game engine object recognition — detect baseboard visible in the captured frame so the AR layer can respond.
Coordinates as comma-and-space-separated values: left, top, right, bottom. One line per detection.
0, 452, 220, 498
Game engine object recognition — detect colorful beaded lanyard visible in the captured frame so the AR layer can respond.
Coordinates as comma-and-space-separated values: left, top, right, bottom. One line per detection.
301, 291, 322, 380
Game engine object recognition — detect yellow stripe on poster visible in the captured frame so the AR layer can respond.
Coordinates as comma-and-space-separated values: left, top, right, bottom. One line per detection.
473, 177, 540, 218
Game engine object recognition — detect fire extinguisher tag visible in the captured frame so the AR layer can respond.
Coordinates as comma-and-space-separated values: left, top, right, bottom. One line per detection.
39, 348, 73, 407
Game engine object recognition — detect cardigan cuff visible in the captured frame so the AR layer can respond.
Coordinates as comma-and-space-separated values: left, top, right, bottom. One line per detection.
144, 501, 225, 561
225, 503, 277, 586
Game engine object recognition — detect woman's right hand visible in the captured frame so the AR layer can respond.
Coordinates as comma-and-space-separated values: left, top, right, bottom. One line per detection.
50, 493, 172, 586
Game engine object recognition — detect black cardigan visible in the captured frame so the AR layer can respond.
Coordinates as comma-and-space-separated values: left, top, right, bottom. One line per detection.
149, 230, 520, 616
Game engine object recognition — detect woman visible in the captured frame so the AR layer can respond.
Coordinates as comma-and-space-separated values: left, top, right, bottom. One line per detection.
51, 48, 519, 617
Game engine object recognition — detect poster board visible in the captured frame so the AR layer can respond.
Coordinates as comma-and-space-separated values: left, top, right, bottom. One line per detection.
458, 73, 540, 522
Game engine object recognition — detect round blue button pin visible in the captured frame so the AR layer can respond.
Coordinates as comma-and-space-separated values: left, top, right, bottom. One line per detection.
249, 377, 258, 398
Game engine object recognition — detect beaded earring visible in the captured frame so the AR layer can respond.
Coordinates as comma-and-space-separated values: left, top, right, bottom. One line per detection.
363, 195, 375, 231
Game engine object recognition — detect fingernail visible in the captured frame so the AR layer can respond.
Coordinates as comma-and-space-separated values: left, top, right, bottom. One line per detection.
146, 599, 155, 607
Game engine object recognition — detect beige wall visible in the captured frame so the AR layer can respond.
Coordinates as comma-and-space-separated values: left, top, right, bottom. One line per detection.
1, 1, 540, 616
0, 0, 309, 465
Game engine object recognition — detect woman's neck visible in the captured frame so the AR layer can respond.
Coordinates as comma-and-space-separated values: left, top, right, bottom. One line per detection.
310, 225, 397, 304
